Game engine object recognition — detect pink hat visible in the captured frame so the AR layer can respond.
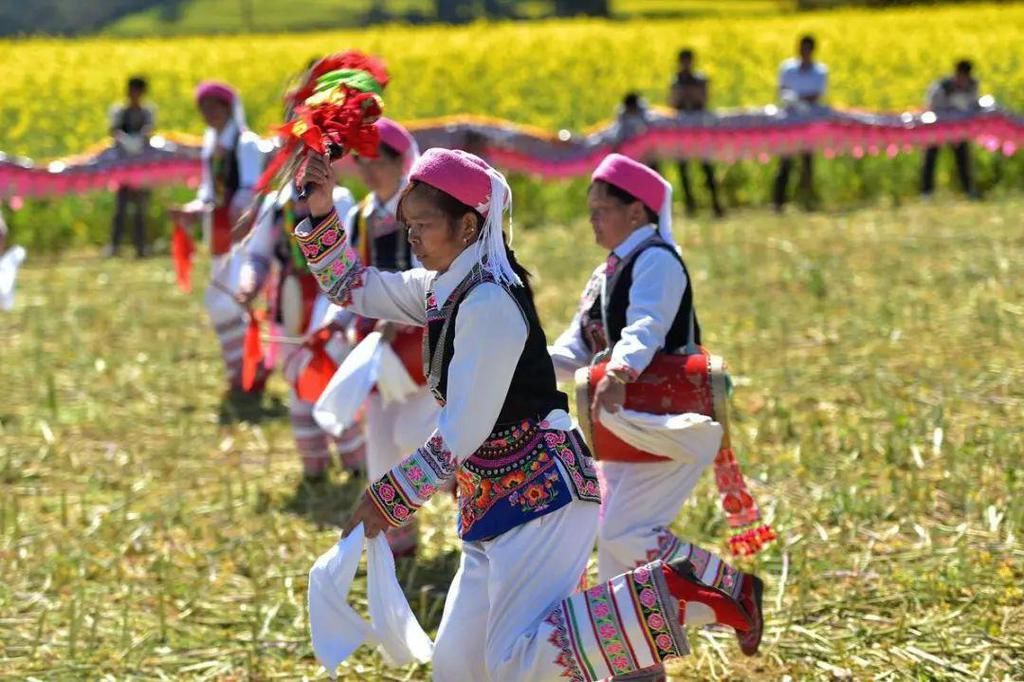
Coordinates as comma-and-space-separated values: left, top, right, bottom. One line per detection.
376, 118, 413, 155
409, 148, 494, 216
194, 80, 237, 106
592, 153, 665, 216
592, 153, 676, 246
407, 147, 521, 287
375, 118, 419, 173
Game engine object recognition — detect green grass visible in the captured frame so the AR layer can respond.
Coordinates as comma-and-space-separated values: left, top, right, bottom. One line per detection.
2, 197, 1023, 678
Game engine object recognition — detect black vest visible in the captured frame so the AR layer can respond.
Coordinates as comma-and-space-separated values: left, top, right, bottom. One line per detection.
209, 136, 241, 207
351, 200, 411, 272
424, 267, 568, 428
272, 199, 310, 273
586, 236, 701, 352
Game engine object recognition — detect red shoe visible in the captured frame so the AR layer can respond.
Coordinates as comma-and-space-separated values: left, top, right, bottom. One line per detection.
735, 572, 764, 656
662, 559, 752, 632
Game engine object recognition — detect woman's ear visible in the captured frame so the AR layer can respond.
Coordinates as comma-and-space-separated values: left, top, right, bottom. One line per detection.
629, 201, 647, 227
459, 212, 479, 245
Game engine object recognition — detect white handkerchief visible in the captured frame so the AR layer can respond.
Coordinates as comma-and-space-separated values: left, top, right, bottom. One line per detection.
308, 525, 377, 677
313, 332, 383, 436
366, 534, 434, 665
308, 527, 434, 677
376, 342, 419, 406
599, 408, 723, 465
0, 246, 27, 312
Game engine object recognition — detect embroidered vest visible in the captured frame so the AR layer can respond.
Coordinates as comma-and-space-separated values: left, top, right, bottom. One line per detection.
582, 234, 701, 354
351, 198, 411, 272
422, 265, 568, 427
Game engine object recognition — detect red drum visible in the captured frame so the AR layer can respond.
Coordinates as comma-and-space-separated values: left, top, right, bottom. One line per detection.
575, 351, 730, 462
354, 317, 427, 386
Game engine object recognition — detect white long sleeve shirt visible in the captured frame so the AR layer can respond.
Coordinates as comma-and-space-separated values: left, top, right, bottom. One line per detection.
239, 185, 355, 288
549, 225, 687, 383
295, 208, 588, 534
778, 58, 828, 103
294, 207, 537, 451
192, 120, 264, 215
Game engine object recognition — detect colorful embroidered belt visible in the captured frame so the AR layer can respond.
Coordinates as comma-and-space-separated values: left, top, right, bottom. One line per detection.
456, 417, 601, 542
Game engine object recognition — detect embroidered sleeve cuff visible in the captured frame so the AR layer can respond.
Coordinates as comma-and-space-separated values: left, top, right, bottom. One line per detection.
293, 209, 366, 306
366, 431, 457, 528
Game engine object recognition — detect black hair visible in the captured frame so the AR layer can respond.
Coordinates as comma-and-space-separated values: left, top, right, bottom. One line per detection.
396, 181, 534, 299
590, 180, 659, 225
378, 142, 403, 162
955, 59, 973, 75
678, 48, 694, 62
622, 92, 641, 109
127, 76, 147, 92
800, 34, 816, 50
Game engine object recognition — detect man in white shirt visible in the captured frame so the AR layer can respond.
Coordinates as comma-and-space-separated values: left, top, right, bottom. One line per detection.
773, 34, 827, 212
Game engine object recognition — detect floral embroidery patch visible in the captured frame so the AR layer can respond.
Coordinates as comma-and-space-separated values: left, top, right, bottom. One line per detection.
584, 583, 637, 674
367, 470, 417, 528
629, 563, 685, 662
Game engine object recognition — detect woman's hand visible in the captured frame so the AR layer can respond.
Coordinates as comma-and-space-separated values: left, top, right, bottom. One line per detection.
297, 153, 337, 219
591, 373, 626, 425
168, 205, 200, 224
341, 491, 392, 539
374, 319, 400, 343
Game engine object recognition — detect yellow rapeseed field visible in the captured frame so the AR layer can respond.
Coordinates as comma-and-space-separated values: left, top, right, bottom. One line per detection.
2, 3, 1023, 159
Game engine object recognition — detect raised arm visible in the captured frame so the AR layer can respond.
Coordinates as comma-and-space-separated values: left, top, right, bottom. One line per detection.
292, 154, 428, 326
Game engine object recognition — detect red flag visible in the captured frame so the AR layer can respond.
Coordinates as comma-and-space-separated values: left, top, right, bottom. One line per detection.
241, 310, 264, 392
295, 329, 338, 403
171, 221, 195, 293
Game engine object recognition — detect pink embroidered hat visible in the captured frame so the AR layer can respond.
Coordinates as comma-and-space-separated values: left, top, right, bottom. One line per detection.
408, 148, 521, 286
194, 80, 237, 106
375, 118, 419, 173
410, 148, 493, 214
592, 153, 677, 246
194, 81, 249, 155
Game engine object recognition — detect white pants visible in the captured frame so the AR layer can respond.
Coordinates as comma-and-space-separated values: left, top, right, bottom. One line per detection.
285, 300, 365, 475
432, 501, 599, 682
597, 458, 709, 581
203, 254, 246, 384
599, 458, 744, 612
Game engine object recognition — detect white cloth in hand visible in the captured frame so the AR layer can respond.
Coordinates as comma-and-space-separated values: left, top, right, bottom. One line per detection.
598, 407, 723, 465
308, 524, 433, 678
376, 341, 419, 406
313, 332, 383, 436
0, 245, 27, 311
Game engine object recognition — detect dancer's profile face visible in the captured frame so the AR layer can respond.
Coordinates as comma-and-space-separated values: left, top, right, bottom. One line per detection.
355, 147, 404, 199
198, 97, 231, 131
401, 185, 477, 274
587, 182, 645, 251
